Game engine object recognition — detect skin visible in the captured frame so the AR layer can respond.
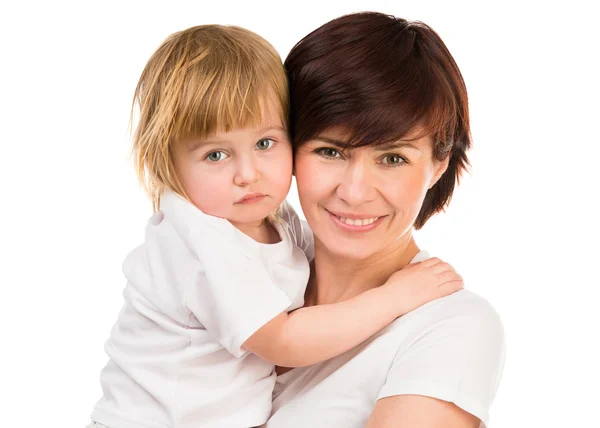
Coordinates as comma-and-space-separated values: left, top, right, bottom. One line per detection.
366, 395, 479, 428
295, 127, 449, 304
293, 127, 478, 427
171, 98, 462, 369
172, 96, 292, 244
172, 101, 469, 419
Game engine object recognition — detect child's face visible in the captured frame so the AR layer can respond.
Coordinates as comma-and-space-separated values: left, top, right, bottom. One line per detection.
173, 96, 292, 227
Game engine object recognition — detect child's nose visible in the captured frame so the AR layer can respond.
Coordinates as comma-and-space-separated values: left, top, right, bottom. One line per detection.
233, 156, 260, 186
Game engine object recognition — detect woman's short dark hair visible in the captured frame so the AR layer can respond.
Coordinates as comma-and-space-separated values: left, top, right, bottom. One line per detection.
285, 12, 471, 229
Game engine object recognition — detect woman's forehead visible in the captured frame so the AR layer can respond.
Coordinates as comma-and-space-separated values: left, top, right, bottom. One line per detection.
313, 126, 432, 149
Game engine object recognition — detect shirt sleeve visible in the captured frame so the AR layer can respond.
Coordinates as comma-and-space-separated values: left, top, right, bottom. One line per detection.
377, 298, 506, 427
184, 227, 293, 358
278, 201, 314, 262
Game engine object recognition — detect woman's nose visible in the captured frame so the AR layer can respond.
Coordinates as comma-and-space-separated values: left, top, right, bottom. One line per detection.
335, 160, 377, 206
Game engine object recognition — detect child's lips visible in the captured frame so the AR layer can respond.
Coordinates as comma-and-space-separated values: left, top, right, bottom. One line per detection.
236, 193, 266, 204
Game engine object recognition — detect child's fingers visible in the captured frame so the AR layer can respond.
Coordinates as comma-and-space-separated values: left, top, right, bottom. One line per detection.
420, 257, 443, 268
430, 261, 455, 275
440, 280, 464, 293
436, 270, 463, 285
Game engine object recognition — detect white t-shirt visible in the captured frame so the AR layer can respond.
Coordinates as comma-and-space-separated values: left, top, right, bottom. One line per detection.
92, 192, 313, 428
264, 252, 505, 428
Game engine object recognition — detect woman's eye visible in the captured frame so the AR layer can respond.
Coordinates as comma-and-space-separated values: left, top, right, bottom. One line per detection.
381, 153, 406, 166
256, 138, 275, 150
206, 151, 229, 162
316, 147, 342, 158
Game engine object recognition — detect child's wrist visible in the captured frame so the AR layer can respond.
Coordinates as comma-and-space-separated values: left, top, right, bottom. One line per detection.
374, 283, 407, 319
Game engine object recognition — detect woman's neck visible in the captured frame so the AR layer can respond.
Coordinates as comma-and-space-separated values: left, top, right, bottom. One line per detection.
305, 234, 420, 306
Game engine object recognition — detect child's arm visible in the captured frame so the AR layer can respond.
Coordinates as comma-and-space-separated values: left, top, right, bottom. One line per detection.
243, 257, 463, 367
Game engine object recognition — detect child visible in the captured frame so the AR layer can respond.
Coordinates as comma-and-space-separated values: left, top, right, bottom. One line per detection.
89, 24, 463, 428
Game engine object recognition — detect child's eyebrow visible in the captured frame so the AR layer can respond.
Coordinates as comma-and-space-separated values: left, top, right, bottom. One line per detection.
187, 126, 287, 152
188, 140, 213, 152
187, 137, 235, 151
257, 125, 287, 133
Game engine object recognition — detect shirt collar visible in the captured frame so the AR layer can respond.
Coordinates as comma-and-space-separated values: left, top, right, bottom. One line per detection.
159, 191, 235, 241
158, 191, 288, 259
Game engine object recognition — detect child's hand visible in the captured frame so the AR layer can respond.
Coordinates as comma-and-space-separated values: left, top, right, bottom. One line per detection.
384, 257, 463, 316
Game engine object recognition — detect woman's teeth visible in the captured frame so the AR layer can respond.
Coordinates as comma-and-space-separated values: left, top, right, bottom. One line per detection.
337, 216, 378, 226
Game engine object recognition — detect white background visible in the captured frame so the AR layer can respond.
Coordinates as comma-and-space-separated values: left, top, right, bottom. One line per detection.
1, 0, 598, 426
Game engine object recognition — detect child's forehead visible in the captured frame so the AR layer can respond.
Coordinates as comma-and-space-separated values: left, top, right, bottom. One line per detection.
209, 96, 287, 137
175, 89, 287, 146
257, 92, 286, 121
207, 123, 287, 140
183, 123, 287, 150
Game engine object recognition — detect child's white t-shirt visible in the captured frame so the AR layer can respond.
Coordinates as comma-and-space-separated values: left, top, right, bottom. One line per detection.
92, 192, 313, 428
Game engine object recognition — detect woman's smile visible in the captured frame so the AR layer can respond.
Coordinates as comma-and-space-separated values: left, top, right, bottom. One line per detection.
326, 209, 388, 232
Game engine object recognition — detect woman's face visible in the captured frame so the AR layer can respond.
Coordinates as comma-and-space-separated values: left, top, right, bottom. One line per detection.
294, 127, 448, 261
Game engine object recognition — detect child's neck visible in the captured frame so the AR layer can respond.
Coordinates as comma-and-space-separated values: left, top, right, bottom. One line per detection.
230, 219, 281, 244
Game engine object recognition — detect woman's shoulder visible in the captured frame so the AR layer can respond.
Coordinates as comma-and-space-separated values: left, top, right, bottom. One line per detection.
430, 289, 501, 320
386, 289, 504, 348
409, 251, 503, 330
376, 290, 505, 427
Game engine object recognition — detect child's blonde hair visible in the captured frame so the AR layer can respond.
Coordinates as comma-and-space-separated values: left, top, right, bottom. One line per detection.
132, 25, 289, 211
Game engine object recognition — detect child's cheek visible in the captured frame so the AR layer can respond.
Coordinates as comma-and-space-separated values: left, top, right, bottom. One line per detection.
187, 171, 233, 218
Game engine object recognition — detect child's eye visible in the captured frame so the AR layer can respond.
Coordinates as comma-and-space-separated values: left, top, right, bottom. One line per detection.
256, 138, 275, 150
206, 151, 229, 162
315, 147, 342, 158
380, 153, 406, 166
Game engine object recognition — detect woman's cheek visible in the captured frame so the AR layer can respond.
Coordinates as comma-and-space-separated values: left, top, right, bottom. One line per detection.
378, 167, 428, 212
306, 161, 340, 198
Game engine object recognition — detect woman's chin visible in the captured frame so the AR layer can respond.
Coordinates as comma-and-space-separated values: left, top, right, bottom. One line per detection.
321, 240, 380, 261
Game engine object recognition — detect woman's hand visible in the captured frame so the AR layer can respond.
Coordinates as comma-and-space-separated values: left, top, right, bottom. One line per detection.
383, 257, 463, 316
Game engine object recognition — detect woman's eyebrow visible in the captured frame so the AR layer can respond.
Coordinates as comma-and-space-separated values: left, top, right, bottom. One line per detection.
375, 141, 422, 152
316, 136, 423, 153
315, 136, 348, 147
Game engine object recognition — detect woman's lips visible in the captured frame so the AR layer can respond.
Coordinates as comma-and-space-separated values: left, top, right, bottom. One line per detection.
326, 210, 387, 232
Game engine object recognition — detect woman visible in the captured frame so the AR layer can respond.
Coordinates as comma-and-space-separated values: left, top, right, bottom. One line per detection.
264, 12, 505, 428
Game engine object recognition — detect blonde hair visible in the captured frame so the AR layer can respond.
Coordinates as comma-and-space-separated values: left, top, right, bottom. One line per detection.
131, 25, 289, 211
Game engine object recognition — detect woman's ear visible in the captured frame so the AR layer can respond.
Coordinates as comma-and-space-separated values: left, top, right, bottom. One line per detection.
428, 156, 450, 189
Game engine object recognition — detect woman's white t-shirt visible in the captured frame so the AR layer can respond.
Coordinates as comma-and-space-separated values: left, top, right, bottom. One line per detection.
92, 192, 313, 428
264, 251, 505, 428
